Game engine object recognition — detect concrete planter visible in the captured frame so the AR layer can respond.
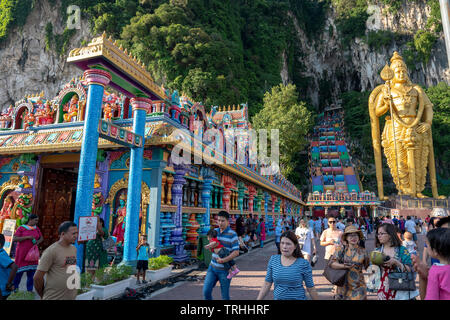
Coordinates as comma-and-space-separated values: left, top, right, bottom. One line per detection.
146, 265, 173, 282
76, 289, 95, 300
91, 277, 133, 300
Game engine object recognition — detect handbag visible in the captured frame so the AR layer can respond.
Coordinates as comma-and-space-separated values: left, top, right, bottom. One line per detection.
102, 236, 115, 250
388, 271, 416, 291
322, 247, 348, 287
24, 244, 40, 262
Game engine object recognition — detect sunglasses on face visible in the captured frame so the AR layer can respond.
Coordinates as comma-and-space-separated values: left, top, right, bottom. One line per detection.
329, 221, 336, 224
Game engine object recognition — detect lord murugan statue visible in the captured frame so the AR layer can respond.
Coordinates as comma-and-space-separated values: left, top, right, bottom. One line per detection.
369, 51, 444, 200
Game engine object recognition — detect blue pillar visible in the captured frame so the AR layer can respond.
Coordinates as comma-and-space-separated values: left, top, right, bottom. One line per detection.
201, 168, 214, 234
73, 69, 111, 270
122, 97, 152, 267
171, 164, 189, 262
264, 192, 270, 235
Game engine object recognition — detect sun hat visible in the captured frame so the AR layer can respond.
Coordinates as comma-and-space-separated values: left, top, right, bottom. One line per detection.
431, 208, 448, 218
343, 225, 364, 240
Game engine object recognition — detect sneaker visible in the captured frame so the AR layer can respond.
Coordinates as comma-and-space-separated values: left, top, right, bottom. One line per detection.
227, 267, 240, 279
136, 279, 141, 285
142, 280, 148, 284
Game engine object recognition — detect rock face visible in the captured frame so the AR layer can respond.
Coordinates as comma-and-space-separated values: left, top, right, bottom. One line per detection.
0, 0, 448, 111
0, 0, 92, 110
286, 1, 449, 107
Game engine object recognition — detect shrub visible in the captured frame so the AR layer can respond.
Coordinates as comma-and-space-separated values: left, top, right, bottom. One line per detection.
78, 272, 94, 294
7, 290, 35, 300
148, 255, 173, 270
94, 265, 134, 286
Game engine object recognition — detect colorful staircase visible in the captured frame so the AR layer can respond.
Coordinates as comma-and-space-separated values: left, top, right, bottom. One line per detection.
309, 109, 362, 196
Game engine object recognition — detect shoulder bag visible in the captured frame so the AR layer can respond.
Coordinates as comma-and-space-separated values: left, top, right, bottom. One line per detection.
387, 247, 416, 291
388, 271, 416, 291
323, 246, 348, 287
102, 235, 115, 250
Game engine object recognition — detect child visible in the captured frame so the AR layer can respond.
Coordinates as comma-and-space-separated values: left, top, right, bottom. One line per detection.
136, 234, 150, 285
205, 229, 240, 279
425, 228, 450, 300
0, 234, 18, 300
243, 229, 252, 250
403, 231, 418, 256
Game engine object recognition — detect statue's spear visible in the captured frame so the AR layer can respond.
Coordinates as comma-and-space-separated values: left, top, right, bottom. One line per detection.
380, 64, 401, 193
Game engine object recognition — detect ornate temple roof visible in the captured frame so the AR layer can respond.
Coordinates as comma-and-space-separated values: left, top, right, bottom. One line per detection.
0, 33, 303, 204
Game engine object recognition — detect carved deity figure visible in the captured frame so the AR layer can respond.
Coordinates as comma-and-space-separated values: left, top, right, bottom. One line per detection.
369, 51, 443, 199
112, 193, 127, 245
19, 175, 32, 189
91, 192, 104, 216
22, 109, 35, 130
14, 193, 33, 226
94, 174, 101, 189
63, 94, 79, 122
0, 105, 13, 128
35, 101, 55, 126
103, 103, 113, 122
0, 195, 13, 233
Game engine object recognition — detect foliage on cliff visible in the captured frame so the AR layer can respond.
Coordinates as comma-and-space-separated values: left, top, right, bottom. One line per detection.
0, 0, 34, 42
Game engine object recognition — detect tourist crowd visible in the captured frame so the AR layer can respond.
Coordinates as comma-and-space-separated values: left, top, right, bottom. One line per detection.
1, 209, 449, 301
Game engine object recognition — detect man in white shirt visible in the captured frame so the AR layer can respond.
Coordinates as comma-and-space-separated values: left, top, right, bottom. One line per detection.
295, 219, 316, 262
405, 216, 417, 242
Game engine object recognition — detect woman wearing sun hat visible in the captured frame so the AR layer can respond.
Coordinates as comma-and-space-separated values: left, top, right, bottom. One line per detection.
329, 225, 370, 300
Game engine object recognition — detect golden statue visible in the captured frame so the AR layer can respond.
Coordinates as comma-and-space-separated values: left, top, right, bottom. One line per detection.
369, 51, 444, 200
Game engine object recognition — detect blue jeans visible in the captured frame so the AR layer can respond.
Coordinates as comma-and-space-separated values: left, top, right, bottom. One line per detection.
203, 265, 231, 300
13, 269, 36, 292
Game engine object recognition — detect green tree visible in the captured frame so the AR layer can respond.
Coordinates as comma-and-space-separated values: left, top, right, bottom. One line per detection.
252, 84, 314, 187
425, 82, 450, 196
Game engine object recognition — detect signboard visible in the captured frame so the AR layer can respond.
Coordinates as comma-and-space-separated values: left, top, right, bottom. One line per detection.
98, 119, 143, 148
78, 216, 98, 242
391, 209, 400, 217
2, 219, 17, 255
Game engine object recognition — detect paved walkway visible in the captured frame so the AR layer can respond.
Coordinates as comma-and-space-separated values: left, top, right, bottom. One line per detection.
148, 230, 426, 300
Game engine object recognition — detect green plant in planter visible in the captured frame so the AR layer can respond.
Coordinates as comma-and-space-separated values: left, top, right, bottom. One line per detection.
78, 272, 94, 294
7, 290, 35, 300
148, 255, 173, 270
94, 265, 133, 286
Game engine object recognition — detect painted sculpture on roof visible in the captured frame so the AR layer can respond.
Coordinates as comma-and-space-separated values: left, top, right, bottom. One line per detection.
63, 94, 80, 122
0, 105, 13, 129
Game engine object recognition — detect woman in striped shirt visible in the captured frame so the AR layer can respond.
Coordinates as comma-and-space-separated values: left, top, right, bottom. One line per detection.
257, 231, 320, 300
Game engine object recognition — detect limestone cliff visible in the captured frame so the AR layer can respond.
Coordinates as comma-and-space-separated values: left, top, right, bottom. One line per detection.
0, 0, 91, 110
0, 0, 448, 111
284, 0, 449, 107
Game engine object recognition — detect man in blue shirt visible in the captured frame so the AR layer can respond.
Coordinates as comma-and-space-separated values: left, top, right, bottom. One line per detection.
203, 211, 239, 300
0, 234, 18, 300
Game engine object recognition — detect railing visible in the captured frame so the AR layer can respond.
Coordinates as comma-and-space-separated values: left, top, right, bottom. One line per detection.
307, 191, 378, 202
